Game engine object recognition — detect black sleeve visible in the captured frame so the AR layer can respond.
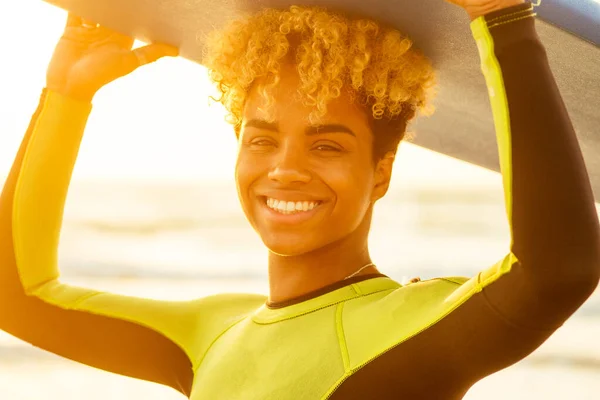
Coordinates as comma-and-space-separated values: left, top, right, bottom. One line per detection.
477, 3, 600, 330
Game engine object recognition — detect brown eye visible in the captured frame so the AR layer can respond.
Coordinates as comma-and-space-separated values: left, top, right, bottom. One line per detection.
250, 139, 276, 147
314, 144, 341, 152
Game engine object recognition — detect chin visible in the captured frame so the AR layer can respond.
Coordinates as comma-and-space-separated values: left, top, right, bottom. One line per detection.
261, 234, 318, 257
259, 227, 348, 257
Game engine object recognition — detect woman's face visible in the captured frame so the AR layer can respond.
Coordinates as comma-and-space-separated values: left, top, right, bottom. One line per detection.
235, 65, 393, 256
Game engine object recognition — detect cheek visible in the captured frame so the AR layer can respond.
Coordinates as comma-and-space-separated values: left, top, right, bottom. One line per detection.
326, 160, 375, 215
234, 153, 257, 212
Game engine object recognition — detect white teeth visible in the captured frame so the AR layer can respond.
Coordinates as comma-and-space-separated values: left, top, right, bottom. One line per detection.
266, 198, 320, 214
277, 201, 287, 212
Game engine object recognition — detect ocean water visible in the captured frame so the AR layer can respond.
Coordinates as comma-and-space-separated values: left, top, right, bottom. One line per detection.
1, 180, 599, 399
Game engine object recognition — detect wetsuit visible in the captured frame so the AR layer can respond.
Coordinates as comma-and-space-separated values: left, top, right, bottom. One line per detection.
1, 3, 599, 399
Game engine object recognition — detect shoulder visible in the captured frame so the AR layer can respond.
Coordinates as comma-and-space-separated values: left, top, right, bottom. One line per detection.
179, 292, 267, 361
428, 276, 470, 286
347, 275, 471, 315
399, 275, 473, 305
190, 292, 267, 318
396, 275, 470, 292
342, 276, 472, 362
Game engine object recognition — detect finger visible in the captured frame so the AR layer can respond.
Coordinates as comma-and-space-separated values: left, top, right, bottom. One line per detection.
66, 13, 82, 28
132, 43, 180, 67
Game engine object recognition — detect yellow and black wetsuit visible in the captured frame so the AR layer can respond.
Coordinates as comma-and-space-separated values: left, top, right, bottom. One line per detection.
1, 3, 599, 399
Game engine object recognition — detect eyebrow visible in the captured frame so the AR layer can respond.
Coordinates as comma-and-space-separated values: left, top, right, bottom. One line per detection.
243, 119, 356, 137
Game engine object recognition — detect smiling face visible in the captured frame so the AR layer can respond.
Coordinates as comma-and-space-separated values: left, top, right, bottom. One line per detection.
235, 64, 394, 256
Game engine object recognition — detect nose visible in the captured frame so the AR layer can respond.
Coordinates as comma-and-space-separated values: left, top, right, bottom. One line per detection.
268, 144, 311, 185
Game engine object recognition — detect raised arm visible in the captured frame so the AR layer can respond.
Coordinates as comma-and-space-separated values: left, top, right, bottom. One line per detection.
432, 1, 600, 383
388, 3, 600, 392
0, 14, 202, 394
470, 1, 600, 329
0, 86, 200, 394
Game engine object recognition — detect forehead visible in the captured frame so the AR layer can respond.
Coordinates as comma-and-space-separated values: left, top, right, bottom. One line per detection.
242, 66, 371, 133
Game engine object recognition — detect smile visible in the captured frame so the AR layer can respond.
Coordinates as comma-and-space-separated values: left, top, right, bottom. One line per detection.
265, 198, 322, 215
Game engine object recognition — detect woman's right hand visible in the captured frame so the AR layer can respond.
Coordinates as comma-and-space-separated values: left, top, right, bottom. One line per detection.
47, 13, 179, 102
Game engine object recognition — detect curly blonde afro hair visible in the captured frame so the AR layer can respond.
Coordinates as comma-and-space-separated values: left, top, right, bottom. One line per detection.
204, 5, 437, 160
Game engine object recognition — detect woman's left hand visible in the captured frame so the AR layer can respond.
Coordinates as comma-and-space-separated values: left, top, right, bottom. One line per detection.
444, 0, 526, 20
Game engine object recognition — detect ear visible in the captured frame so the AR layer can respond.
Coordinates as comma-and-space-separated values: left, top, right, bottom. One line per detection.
371, 151, 396, 202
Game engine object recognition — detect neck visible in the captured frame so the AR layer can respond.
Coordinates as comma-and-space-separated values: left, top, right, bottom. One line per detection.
267, 211, 377, 304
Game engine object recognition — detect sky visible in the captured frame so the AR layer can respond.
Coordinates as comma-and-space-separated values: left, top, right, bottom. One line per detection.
0, 1, 507, 187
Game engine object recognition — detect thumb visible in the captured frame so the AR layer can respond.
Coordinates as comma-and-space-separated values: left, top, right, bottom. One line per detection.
131, 43, 180, 67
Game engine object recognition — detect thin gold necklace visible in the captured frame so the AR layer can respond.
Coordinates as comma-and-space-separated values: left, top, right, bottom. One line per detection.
344, 262, 376, 280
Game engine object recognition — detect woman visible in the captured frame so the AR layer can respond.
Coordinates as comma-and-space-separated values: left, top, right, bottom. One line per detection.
1, 0, 598, 398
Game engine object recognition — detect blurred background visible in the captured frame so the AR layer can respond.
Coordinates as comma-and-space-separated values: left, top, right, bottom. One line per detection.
1, 1, 599, 399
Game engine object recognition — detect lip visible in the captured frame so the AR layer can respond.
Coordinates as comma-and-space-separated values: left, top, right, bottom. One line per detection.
257, 196, 324, 225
